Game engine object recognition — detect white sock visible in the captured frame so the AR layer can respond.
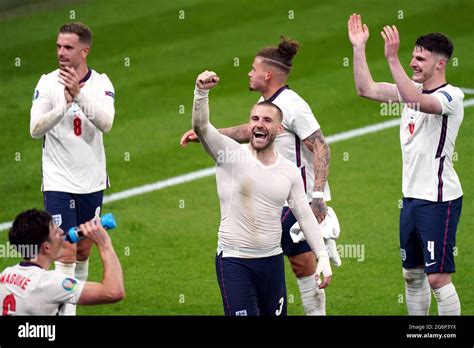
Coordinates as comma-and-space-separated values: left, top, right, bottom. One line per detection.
297, 274, 326, 315
432, 283, 461, 315
55, 261, 77, 316
75, 259, 89, 282
403, 268, 431, 315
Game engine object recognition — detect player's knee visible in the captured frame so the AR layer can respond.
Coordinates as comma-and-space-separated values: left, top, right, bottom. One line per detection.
402, 268, 426, 287
58, 242, 77, 263
289, 252, 316, 278
76, 240, 93, 261
76, 252, 90, 262
427, 273, 451, 289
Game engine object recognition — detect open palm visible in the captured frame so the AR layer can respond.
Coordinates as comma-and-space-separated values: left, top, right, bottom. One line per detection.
348, 13, 369, 47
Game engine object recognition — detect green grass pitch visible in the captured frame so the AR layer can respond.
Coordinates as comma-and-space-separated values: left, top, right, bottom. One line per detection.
0, 0, 472, 315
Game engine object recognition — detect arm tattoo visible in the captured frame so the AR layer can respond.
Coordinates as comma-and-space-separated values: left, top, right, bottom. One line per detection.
304, 129, 330, 192
219, 124, 251, 143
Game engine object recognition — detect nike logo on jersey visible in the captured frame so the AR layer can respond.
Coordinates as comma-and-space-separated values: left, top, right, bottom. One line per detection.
425, 261, 437, 267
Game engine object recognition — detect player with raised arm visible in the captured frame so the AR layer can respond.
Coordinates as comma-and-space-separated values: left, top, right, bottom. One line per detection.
0, 209, 124, 315
30, 23, 115, 315
181, 38, 336, 315
348, 13, 463, 315
192, 70, 332, 316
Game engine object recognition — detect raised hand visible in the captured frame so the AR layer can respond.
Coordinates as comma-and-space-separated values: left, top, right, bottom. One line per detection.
58, 66, 84, 99
196, 70, 220, 90
348, 13, 370, 47
78, 217, 111, 247
381, 25, 400, 59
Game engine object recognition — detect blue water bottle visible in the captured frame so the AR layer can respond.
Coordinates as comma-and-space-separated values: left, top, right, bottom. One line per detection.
65, 213, 117, 243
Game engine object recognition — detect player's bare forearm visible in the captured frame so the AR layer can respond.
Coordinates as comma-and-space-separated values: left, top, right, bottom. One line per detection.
353, 47, 399, 102
98, 244, 124, 302
349, 15, 398, 102
387, 57, 441, 113
304, 130, 329, 222
382, 25, 442, 114
78, 245, 124, 305
180, 123, 249, 147
304, 130, 330, 192
77, 221, 124, 305
219, 124, 251, 143
353, 46, 376, 97
349, 14, 375, 98
386, 56, 418, 104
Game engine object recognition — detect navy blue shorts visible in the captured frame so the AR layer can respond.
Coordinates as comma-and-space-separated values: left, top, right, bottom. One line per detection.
281, 206, 313, 256
400, 196, 462, 274
215, 252, 287, 316
43, 191, 103, 234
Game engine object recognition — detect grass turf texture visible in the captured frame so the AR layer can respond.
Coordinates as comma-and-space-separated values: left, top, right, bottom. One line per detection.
0, 0, 472, 315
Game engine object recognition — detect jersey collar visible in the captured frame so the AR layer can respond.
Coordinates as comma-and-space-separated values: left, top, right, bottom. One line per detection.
79, 68, 92, 84
266, 85, 289, 102
422, 83, 448, 94
19, 261, 43, 269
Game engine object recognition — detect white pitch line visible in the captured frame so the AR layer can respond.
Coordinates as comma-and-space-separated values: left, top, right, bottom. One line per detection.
1, 98, 473, 232
102, 167, 216, 204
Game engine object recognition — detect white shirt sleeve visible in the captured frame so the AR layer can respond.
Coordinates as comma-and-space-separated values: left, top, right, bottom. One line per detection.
42, 272, 85, 306
75, 73, 115, 133
30, 74, 68, 138
287, 165, 327, 258
433, 86, 464, 116
192, 88, 241, 163
279, 97, 320, 141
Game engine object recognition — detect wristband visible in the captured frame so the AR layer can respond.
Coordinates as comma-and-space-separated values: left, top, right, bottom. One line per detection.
312, 191, 324, 199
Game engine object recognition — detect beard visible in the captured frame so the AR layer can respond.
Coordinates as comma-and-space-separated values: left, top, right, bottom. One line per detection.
250, 132, 277, 151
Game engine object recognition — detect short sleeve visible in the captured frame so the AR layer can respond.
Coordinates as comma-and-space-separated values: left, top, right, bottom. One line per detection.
433, 87, 464, 116
274, 98, 321, 140
42, 271, 85, 306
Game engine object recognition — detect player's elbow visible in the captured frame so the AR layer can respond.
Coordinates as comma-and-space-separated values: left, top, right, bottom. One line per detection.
355, 86, 365, 97
98, 114, 114, 133
105, 286, 125, 303
101, 121, 113, 133
355, 82, 378, 99
30, 124, 44, 139
192, 123, 205, 137
355, 85, 371, 98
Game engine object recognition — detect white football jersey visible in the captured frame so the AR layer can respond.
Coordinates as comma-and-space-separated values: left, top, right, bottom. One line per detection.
259, 87, 331, 202
399, 83, 464, 202
0, 262, 84, 315
30, 69, 115, 193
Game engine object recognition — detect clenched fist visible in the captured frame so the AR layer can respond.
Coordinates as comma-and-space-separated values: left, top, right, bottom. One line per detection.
196, 70, 220, 90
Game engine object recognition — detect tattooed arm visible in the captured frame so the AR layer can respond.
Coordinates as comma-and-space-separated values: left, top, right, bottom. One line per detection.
219, 124, 251, 143
180, 124, 250, 146
303, 129, 330, 223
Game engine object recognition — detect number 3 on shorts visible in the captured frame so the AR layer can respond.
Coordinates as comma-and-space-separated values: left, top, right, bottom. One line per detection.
275, 297, 284, 316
